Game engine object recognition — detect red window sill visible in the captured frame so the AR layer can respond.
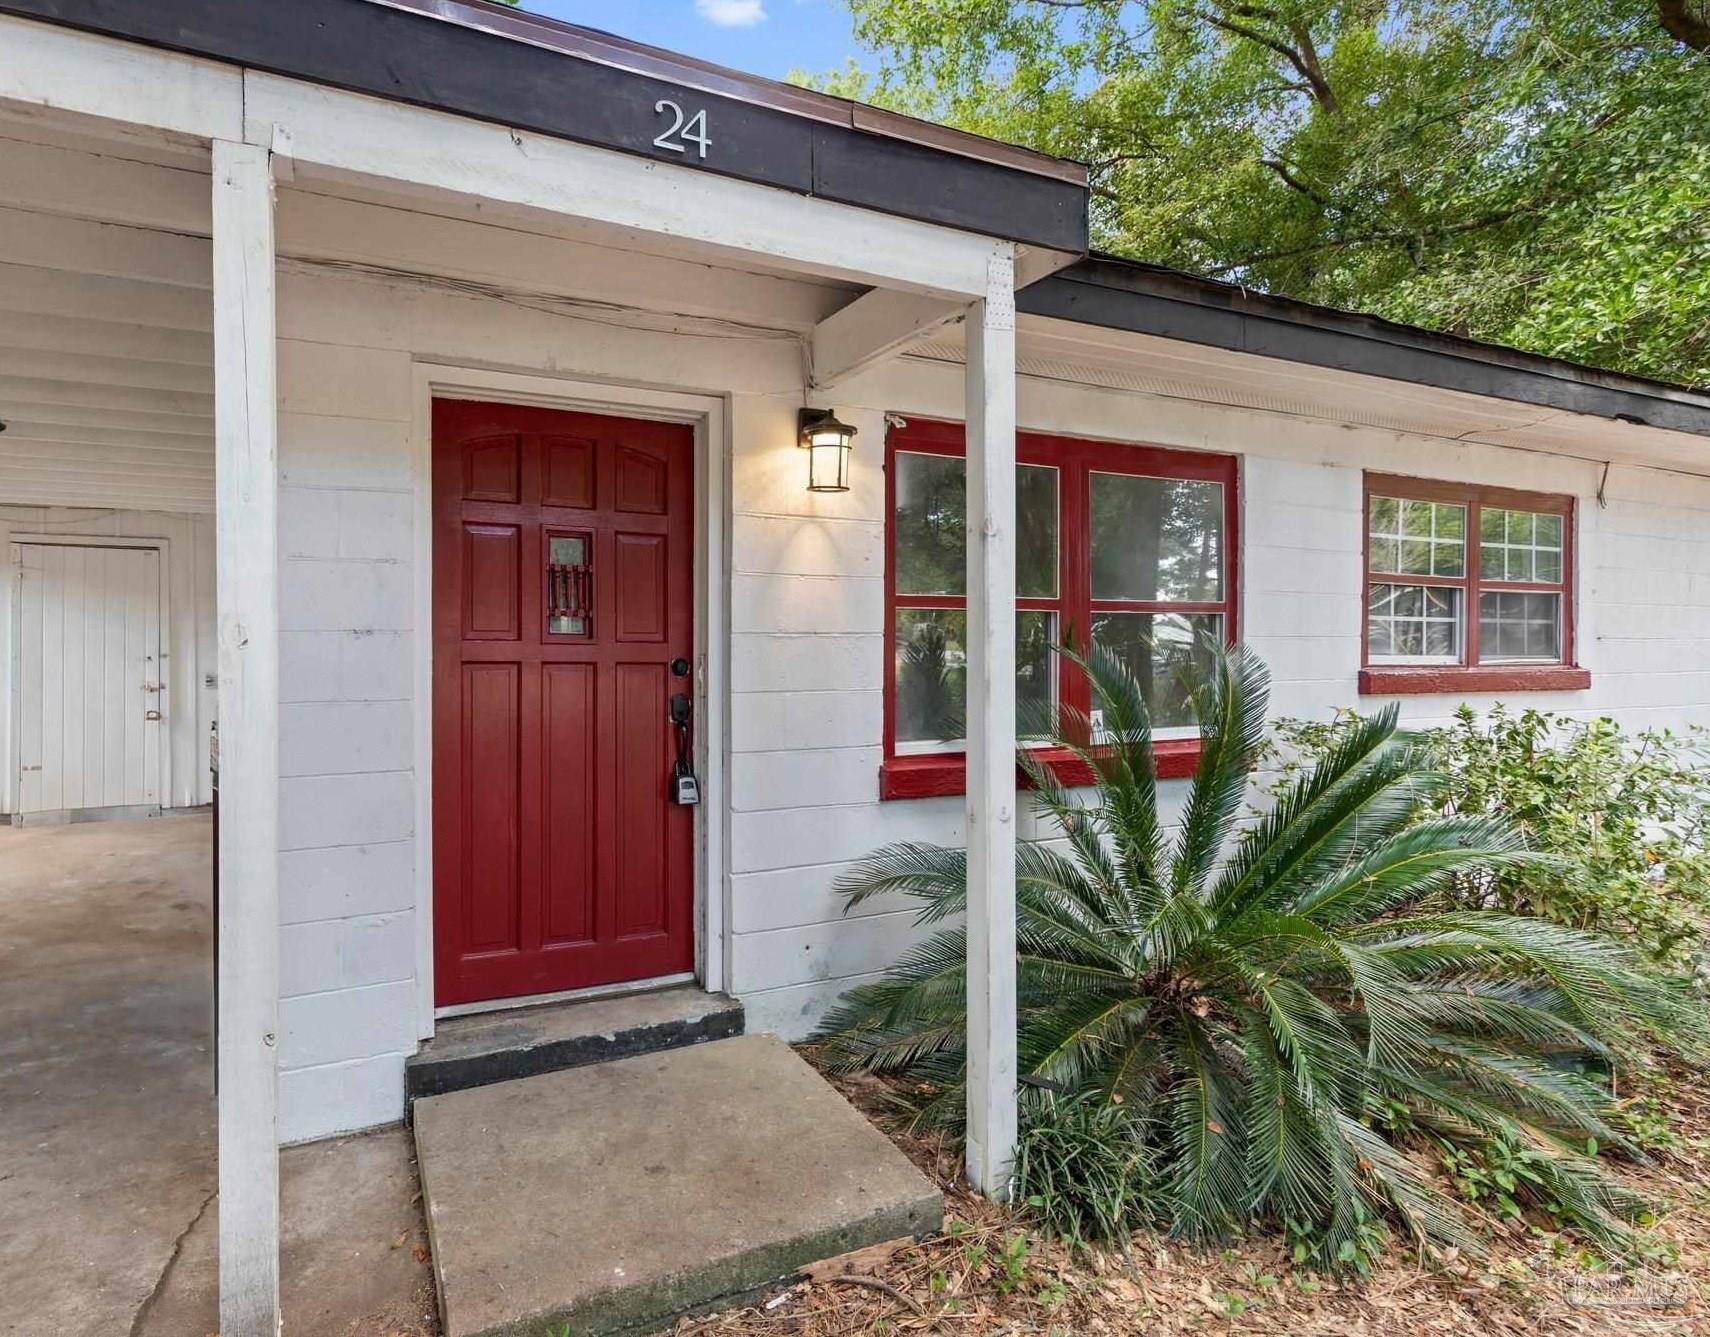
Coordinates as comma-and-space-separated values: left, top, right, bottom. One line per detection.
879, 740, 1202, 801
1358, 665, 1591, 695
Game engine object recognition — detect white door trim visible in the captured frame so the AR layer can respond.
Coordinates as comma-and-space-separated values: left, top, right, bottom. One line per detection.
8, 533, 173, 816
409, 362, 730, 1041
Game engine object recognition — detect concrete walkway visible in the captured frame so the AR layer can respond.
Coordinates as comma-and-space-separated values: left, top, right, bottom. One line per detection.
416, 1032, 942, 1337
137, 1124, 439, 1337
0, 814, 218, 1337
0, 814, 438, 1336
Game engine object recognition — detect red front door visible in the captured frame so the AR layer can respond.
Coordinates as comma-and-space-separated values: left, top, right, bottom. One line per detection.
432, 399, 695, 1006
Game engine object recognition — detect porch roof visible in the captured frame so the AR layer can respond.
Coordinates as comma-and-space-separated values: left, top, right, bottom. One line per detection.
0, 0, 1089, 255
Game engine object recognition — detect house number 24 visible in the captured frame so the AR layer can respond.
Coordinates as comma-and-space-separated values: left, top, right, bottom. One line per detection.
653, 99, 712, 159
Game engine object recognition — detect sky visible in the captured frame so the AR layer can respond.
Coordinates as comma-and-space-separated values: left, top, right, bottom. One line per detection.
518, 1, 864, 82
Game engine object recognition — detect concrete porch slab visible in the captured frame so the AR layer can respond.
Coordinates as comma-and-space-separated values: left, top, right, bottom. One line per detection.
413, 1032, 943, 1337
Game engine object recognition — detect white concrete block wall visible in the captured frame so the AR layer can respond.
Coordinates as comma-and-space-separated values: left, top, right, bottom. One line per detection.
274, 321, 421, 1143
267, 210, 823, 1140
266, 197, 1710, 1141
725, 355, 1710, 1040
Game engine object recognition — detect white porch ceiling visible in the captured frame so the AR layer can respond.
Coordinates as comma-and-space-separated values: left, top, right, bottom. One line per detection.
0, 114, 214, 513
0, 102, 874, 520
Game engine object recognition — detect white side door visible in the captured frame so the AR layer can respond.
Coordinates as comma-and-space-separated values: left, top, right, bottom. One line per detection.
16, 543, 163, 815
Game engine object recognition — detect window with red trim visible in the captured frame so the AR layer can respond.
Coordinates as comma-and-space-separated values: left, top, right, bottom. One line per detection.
1360, 473, 1588, 695
882, 417, 1239, 799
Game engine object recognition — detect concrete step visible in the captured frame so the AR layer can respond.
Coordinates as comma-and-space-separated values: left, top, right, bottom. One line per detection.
406, 985, 743, 1104
413, 1033, 943, 1337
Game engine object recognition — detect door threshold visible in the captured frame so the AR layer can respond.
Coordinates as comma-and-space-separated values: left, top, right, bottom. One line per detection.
434, 971, 698, 1021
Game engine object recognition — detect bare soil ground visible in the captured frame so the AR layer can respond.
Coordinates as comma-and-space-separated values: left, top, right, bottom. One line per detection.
674, 1060, 1710, 1337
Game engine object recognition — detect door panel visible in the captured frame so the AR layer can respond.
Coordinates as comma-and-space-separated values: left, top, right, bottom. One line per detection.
613, 661, 669, 938
464, 434, 522, 502
16, 543, 162, 815
462, 662, 520, 952
541, 662, 596, 947
433, 400, 695, 1006
462, 524, 522, 640
542, 435, 597, 508
613, 533, 668, 642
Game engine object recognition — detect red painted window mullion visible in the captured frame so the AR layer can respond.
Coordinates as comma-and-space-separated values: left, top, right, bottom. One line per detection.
1086, 598, 1232, 614
1060, 454, 1093, 731
1466, 500, 1483, 666
1363, 571, 1469, 590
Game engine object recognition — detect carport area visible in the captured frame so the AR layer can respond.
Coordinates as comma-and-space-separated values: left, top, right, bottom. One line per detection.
0, 814, 216, 1332
0, 814, 437, 1336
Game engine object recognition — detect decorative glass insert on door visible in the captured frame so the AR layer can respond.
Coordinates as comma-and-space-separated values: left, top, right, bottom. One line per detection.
547, 533, 593, 637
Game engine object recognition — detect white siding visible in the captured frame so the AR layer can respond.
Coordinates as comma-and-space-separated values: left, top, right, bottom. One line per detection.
267, 187, 1710, 1144
732, 354, 1710, 1035
267, 190, 833, 1141
273, 323, 420, 1143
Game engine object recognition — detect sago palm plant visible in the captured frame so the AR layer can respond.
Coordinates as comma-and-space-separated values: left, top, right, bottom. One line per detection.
817, 641, 1704, 1259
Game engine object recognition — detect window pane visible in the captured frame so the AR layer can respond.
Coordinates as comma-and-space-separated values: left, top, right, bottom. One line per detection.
1479, 537, 1503, 581
1090, 474, 1222, 601
1016, 465, 1058, 598
1400, 539, 1433, 575
1479, 507, 1564, 588
1091, 611, 1223, 731
1369, 495, 1464, 576
1017, 611, 1056, 739
895, 608, 966, 746
1368, 582, 1462, 663
894, 452, 966, 596
895, 609, 1060, 749
895, 453, 1058, 598
547, 534, 589, 636
1479, 590, 1561, 663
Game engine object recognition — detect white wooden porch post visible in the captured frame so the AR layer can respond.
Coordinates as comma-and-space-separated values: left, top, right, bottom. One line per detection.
211, 137, 282, 1337
963, 248, 1019, 1196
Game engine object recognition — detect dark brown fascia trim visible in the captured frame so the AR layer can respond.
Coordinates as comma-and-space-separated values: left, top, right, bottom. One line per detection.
1019, 258, 1710, 439
370, 0, 1088, 185
0, 0, 1089, 253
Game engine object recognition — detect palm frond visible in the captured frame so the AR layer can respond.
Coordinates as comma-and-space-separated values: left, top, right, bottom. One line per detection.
1170, 640, 1271, 899
1212, 703, 1410, 915
1292, 817, 1531, 925
1164, 1017, 1246, 1240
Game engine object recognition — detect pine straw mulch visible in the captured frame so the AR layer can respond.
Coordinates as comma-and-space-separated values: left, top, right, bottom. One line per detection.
672, 1060, 1710, 1337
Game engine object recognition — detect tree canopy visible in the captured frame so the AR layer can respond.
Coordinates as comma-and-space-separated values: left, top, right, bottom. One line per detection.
806, 0, 1710, 386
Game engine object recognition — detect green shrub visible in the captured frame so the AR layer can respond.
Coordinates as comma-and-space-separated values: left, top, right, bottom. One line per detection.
1013, 1086, 1157, 1249
817, 643, 1706, 1264
1435, 1130, 1647, 1244
1266, 706, 1710, 969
